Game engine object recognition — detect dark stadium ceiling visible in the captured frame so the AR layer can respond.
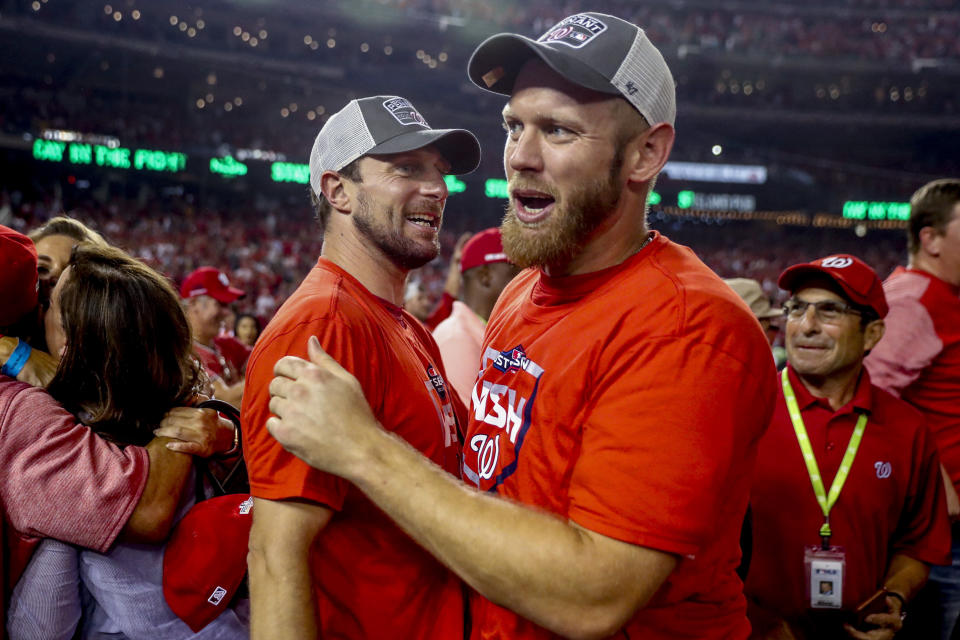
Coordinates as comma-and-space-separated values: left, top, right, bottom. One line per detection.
1, 0, 958, 211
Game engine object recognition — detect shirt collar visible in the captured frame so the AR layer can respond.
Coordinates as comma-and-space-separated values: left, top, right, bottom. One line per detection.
785, 364, 873, 416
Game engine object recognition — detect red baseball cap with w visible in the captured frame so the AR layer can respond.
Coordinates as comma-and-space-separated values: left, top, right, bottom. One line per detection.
180, 267, 245, 304
778, 254, 888, 318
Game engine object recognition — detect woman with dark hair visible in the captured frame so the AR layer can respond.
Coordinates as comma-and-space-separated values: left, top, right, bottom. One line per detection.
8, 244, 247, 639
233, 313, 261, 348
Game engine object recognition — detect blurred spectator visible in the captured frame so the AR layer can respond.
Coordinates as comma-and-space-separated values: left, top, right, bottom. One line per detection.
865, 178, 960, 639
725, 277, 787, 369
433, 227, 517, 405
234, 313, 261, 348
747, 254, 950, 639
181, 267, 248, 406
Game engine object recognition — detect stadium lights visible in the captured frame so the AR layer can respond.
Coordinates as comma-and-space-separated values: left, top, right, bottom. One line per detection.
33, 139, 186, 172
841, 201, 909, 221
443, 176, 465, 194
210, 156, 248, 178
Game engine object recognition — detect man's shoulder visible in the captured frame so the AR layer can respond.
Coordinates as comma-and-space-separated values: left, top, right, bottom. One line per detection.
884, 268, 934, 304
870, 381, 927, 429
631, 237, 764, 340
259, 265, 376, 345
0, 378, 56, 417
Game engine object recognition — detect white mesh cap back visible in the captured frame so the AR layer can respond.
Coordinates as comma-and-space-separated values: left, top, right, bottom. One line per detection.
611, 29, 676, 127
309, 100, 375, 197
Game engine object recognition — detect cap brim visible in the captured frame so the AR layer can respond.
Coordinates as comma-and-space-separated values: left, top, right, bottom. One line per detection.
778, 264, 866, 307
210, 287, 245, 304
369, 128, 481, 175
468, 33, 619, 98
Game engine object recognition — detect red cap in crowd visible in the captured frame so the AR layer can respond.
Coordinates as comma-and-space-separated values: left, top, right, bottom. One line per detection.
0, 225, 39, 327
778, 254, 888, 317
180, 267, 245, 304
460, 228, 510, 274
163, 494, 253, 632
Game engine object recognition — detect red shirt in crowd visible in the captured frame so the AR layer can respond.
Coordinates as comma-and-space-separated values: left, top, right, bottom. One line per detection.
746, 365, 950, 627
464, 232, 777, 639
242, 258, 465, 639
865, 266, 960, 492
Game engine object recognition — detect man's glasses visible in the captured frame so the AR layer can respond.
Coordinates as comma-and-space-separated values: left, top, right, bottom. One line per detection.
782, 299, 863, 324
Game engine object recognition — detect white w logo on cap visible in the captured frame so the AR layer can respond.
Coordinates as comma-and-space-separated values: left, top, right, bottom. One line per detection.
821, 257, 853, 269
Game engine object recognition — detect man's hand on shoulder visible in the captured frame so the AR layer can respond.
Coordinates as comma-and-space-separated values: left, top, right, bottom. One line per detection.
267, 335, 380, 480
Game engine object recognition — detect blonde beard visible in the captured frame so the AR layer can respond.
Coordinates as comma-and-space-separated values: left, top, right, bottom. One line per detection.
501, 172, 622, 270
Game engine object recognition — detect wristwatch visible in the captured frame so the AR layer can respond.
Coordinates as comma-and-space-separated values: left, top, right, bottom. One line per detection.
884, 590, 907, 621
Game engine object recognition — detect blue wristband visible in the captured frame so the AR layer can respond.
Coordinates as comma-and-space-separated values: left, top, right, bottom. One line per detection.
1, 339, 32, 378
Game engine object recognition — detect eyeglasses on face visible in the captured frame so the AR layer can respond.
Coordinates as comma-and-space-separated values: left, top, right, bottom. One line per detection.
782, 298, 862, 324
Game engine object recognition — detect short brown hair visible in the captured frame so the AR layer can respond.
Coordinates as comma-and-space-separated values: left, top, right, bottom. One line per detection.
47, 243, 203, 446
909, 179, 960, 254
311, 158, 363, 231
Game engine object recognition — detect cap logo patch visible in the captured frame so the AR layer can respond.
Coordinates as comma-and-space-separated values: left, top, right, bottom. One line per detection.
382, 97, 429, 127
538, 14, 607, 49
821, 257, 853, 269
218, 273, 230, 286
238, 497, 253, 515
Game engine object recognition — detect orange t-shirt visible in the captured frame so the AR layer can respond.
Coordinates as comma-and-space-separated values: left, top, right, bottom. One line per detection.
464, 233, 777, 639
242, 258, 465, 639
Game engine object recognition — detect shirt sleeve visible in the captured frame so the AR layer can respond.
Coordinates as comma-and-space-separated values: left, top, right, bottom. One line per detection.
242, 312, 383, 509
890, 412, 952, 566
0, 382, 148, 551
866, 296, 941, 396
567, 336, 773, 556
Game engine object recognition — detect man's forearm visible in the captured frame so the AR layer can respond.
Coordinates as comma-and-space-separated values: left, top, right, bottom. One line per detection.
347, 428, 676, 639
120, 437, 192, 543
883, 553, 929, 602
248, 498, 331, 640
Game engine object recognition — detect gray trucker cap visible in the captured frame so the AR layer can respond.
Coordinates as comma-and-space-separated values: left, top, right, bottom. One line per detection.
468, 12, 676, 127
309, 96, 481, 197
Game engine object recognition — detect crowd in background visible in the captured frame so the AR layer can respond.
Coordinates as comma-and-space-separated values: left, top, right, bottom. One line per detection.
0, 189, 905, 333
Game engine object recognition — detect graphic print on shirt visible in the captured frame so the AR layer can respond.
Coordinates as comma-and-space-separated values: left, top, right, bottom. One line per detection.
423, 363, 460, 449
463, 344, 544, 490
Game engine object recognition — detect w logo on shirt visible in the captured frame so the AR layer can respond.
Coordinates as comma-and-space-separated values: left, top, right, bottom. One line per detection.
874, 461, 892, 479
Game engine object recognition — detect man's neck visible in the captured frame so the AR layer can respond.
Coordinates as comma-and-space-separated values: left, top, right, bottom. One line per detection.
795, 364, 863, 412
909, 253, 959, 287
193, 333, 216, 349
462, 290, 494, 323
321, 228, 408, 306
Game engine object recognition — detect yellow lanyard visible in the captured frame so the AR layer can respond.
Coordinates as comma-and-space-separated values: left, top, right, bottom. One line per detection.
781, 368, 868, 549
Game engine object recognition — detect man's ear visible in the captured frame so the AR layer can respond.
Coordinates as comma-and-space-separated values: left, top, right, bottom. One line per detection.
477, 265, 491, 289
863, 318, 885, 352
624, 122, 675, 185
919, 225, 943, 257
320, 170, 352, 214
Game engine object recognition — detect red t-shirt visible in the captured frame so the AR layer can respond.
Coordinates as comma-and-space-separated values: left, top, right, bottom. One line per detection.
865, 267, 960, 492
746, 365, 950, 630
464, 233, 777, 639
214, 335, 251, 375
242, 257, 465, 639
194, 336, 248, 386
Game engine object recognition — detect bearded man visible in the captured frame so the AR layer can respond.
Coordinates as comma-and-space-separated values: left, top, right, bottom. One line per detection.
264, 15, 777, 639
241, 96, 481, 639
